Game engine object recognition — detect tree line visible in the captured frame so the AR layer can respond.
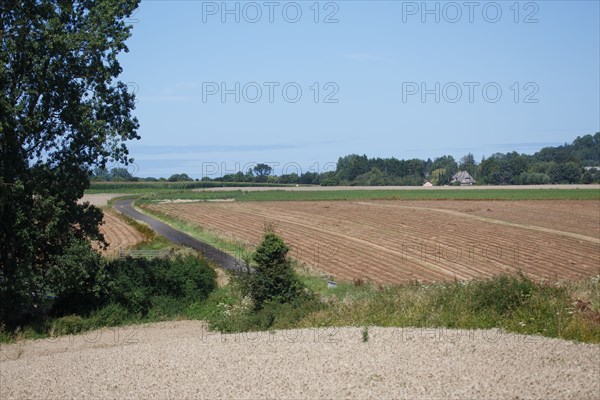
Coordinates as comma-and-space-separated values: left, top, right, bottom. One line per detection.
139, 133, 598, 186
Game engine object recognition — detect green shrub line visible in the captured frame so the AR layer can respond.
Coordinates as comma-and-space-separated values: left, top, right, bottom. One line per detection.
0, 252, 217, 342
2, 267, 598, 344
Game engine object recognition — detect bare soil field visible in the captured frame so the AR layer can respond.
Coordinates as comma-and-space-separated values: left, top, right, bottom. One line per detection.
146, 200, 600, 283
1, 321, 598, 399
389, 200, 600, 238
94, 211, 145, 255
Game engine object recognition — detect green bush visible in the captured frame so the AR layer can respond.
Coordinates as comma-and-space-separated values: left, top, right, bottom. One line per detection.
241, 232, 307, 309
1, 237, 107, 326
154, 255, 217, 300
148, 296, 186, 320
203, 293, 322, 333
90, 303, 131, 327
255, 297, 323, 329
46, 239, 111, 316
105, 255, 217, 316
185, 286, 237, 321
50, 315, 89, 335
106, 258, 153, 315
468, 274, 537, 315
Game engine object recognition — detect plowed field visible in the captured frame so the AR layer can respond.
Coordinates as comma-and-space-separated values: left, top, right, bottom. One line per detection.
95, 212, 144, 255
145, 200, 600, 283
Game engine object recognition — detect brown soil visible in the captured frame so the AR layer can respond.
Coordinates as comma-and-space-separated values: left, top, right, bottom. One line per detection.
94, 211, 145, 256
146, 200, 600, 283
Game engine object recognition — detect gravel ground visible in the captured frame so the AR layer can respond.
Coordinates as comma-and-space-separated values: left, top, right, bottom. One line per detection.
1, 321, 598, 399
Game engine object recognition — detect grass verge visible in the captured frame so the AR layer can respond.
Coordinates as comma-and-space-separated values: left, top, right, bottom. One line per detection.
196, 272, 600, 343
97, 207, 174, 257
136, 204, 253, 261
3, 271, 597, 344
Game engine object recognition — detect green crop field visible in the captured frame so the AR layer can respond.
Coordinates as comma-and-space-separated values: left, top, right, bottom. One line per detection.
135, 188, 600, 203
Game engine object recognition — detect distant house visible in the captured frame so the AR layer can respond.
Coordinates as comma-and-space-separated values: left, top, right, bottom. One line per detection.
422, 181, 433, 187
451, 171, 476, 185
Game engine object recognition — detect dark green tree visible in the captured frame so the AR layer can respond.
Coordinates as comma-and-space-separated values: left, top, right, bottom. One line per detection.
335, 154, 370, 182
252, 163, 272, 183
253, 163, 273, 177
459, 153, 477, 176
91, 167, 110, 181
247, 232, 304, 309
355, 167, 386, 186
278, 173, 300, 184
109, 167, 134, 182
0, 0, 140, 323
167, 173, 193, 182
548, 161, 582, 184
429, 155, 458, 176
299, 171, 320, 185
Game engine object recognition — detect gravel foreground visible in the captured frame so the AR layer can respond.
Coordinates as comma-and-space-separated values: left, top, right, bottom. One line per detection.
1, 321, 598, 399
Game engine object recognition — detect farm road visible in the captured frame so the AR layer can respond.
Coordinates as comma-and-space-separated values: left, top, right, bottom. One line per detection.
113, 199, 244, 271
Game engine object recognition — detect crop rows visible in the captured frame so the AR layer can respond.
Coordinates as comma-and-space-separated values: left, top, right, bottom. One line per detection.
146, 200, 600, 283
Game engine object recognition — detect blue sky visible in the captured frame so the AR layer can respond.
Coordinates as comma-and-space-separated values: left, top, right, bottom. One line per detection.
117, 1, 600, 178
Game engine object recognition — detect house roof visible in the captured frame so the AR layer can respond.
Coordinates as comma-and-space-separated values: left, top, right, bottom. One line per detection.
451, 171, 476, 184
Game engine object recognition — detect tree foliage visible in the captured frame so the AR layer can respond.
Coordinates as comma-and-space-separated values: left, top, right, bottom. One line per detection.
0, 0, 141, 323
245, 232, 305, 309
459, 153, 476, 174
252, 163, 273, 177
167, 173, 194, 182
209, 133, 599, 186
430, 168, 449, 186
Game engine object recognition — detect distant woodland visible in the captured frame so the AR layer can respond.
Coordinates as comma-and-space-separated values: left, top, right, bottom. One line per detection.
92, 132, 600, 186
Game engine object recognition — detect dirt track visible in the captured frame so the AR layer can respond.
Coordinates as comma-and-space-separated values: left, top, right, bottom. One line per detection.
1, 321, 598, 399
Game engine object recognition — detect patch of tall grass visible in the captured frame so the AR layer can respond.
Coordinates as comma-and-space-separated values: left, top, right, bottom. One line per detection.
200, 272, 600, 343
137, 205, 253, 261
